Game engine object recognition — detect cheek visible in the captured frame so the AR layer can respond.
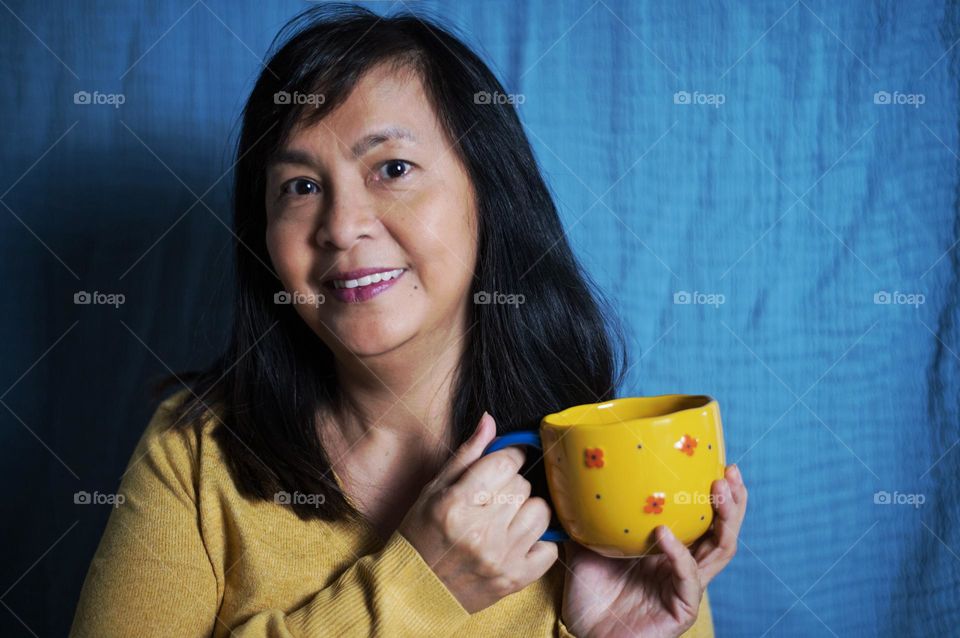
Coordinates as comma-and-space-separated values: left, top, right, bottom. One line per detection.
265, 222, 313, 288
394, 189, 476, 296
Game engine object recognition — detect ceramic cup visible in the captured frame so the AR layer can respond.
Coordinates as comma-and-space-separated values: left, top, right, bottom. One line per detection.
481, 395, 726, 557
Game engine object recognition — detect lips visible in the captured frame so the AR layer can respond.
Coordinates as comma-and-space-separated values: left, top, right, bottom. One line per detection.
325, 268, 406, 303
323, 266, 405, 286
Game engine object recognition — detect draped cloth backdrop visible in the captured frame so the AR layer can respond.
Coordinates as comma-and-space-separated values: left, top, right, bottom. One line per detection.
1, 1, 958, 635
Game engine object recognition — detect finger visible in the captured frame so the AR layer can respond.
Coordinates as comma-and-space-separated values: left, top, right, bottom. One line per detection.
690, 465, 746, 557
657, 525, 703, 619
524, 540, 560, 578
485, 473, 532, 518
453, 445, 526, 505
434, 412, 514, 490
482, 474, 533, 539
695, 477, 746, 584
693, 479, 733, 566
508, 495, 552, 546
725, 464, 748, 510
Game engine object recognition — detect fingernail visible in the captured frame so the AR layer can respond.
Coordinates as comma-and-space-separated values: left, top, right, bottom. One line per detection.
730, 464, 743, 485
474, 412, 489, 436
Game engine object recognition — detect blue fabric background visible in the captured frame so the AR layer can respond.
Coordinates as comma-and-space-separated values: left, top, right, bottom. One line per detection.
1, 1, 958, 635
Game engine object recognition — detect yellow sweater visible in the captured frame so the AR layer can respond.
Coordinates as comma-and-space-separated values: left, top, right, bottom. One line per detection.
70, 390, 715, 637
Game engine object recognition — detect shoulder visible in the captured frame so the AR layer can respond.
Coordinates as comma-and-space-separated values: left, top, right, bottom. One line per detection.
143, 387, 221, 441
124, 387, 224, 491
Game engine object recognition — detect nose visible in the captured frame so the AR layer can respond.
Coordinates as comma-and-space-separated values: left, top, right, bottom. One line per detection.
315, 185, 378, 251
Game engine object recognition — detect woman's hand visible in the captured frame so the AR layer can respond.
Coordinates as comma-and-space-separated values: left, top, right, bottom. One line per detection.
398, 412, 559, 614
561, 464, 748, 638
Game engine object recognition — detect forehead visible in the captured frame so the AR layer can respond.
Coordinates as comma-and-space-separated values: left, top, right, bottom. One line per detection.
286, 62, 444, 149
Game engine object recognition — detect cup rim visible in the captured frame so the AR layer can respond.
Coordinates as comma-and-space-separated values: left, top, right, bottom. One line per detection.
542, 394, 717, 428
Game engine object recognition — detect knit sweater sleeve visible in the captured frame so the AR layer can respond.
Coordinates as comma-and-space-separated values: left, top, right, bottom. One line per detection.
69, 396, 471, 638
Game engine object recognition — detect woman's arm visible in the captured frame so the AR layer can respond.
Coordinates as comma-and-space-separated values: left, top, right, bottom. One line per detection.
69, 397, 471, 637
237, 529, 472, 635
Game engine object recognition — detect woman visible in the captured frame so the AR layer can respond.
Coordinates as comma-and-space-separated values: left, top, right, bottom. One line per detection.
71, 4, 747, 636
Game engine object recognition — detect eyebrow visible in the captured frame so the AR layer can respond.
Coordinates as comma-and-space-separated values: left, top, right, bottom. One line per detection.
267, 126, 418, 170
349, 126, 417, 159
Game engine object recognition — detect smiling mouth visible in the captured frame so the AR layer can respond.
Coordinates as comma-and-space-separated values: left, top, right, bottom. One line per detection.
324, 268, 406, 290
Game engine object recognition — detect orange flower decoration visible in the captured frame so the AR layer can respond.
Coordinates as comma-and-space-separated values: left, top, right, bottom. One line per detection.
675, 433, 698, 456
584, 447, 604, 468
644, 493, 665, 514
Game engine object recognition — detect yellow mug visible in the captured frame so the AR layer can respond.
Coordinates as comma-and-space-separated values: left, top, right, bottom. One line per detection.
482, 395, 726, 557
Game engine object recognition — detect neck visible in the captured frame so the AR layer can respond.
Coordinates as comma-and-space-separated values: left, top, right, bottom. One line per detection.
324, 313, 472, 458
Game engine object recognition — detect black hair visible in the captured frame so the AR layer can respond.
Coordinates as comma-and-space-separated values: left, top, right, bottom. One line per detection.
159, 2, 628, 523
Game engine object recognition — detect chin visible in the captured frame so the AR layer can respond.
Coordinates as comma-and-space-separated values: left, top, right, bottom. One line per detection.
319, 317, 413, 358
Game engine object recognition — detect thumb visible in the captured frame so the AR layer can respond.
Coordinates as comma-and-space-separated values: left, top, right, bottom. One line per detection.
436, 411, 496, 487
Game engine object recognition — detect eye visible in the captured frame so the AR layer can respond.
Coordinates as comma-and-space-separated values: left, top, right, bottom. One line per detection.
376, 159, 414, 182
280, 178, 320, 197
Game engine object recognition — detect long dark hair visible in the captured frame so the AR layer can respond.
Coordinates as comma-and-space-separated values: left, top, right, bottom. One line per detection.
160, 2, 628, 523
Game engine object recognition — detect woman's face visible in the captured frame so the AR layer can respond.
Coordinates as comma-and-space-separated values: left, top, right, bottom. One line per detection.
264, 64, 478, 359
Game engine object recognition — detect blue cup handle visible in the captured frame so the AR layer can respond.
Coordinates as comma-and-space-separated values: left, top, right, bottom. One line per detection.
481, 430, 570, 542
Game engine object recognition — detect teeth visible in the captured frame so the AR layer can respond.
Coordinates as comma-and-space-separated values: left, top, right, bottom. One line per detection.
333, 269, 404, 289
